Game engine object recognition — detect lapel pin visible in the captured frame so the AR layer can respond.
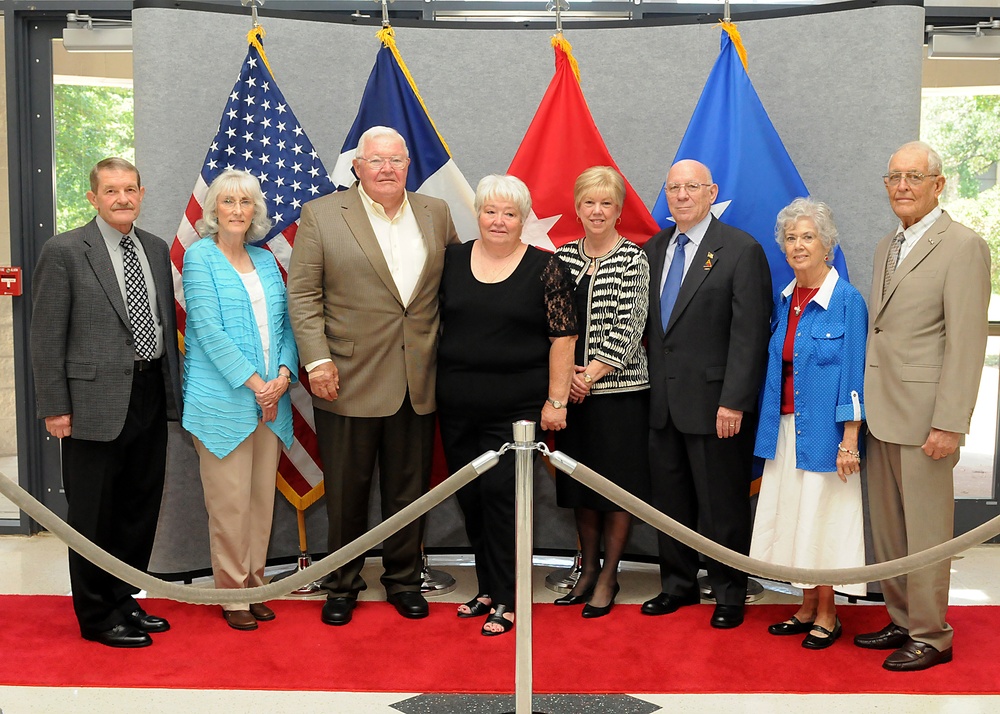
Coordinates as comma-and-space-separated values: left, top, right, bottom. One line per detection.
703, 252, 714, 270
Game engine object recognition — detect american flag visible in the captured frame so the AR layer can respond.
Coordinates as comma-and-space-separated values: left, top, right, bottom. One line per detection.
170, 27, 334, 510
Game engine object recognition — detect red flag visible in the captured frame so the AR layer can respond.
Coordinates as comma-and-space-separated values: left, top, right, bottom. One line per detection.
508, 36, 660, 250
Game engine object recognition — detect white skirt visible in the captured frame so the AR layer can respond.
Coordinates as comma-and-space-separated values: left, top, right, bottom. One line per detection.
750, 414, 866, 596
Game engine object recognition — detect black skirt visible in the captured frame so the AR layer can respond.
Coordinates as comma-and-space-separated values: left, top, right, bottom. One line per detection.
555, 390, 651, 511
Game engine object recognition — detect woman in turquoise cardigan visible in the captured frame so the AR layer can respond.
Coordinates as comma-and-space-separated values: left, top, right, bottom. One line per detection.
182, 169, 298, 631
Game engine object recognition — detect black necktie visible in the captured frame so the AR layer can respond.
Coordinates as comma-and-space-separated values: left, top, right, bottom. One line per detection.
120, 235, 157, 360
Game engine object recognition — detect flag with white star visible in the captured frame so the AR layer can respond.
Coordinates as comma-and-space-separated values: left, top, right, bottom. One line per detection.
170, 26, 332, 510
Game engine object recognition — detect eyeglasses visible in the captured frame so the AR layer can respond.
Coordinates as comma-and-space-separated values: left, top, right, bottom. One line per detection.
882, 171, 940, 186
665, 182, 711, 195
357, 156, 408, 171
221, 198, 254, 209
784, 233, 818, 245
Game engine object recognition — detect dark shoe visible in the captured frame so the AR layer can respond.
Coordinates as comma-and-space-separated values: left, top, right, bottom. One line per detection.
482, 604, 514, 636
802, 619, 842, 650
249, 603, 276, 621
321, 597, 356, 626
582, 583, 620, 619
854, 622, 909, 650
83, 623, 152, 648
223, 609, 258, 631
554, 583, 595, 606
123, 607, 170, 633
387, 591, 429, 619
768, 615, 815, 636
710, 604, 745, 629
457, 594, 491, 619
641, 592, 700, 616
883, 640, 953, 672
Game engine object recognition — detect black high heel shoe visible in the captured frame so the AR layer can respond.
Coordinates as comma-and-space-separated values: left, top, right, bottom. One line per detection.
457, 594, 491, 619
481, 604, 514, 636
581, 583, 621, 619
554, 583, 595, 606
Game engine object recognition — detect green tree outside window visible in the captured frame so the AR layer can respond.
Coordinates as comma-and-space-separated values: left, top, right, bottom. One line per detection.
53, 83, 135, 235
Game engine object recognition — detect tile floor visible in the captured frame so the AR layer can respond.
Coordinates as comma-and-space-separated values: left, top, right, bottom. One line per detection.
1, 532, 999, 713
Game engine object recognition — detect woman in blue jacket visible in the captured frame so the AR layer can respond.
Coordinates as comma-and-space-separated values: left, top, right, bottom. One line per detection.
182, 170, 298, 631
750, 198, 867, 650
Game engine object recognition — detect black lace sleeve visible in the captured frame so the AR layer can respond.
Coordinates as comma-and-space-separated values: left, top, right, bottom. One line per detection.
542, 254, 579, 337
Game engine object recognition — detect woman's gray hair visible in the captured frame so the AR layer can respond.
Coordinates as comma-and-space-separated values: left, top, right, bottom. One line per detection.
474, 174, 532, 221
356, 126, 409, 158
196, 169, 273, 243
774, 197, 839, 258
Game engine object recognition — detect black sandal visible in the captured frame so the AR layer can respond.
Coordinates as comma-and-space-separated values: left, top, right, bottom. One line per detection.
481, 604, 514, 636
457, 594, 492, 619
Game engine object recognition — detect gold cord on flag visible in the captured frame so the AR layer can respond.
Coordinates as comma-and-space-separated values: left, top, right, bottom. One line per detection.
551, 33, 581, 83
375, 26, 453, 157
718, 21, 748, 72
247, 25, 275, 78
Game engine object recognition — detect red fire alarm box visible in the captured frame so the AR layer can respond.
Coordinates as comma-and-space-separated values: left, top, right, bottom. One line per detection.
0, 267, 22, 296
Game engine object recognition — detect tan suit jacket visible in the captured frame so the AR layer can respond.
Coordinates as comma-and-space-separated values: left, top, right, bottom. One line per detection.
287, 185, 459, 418
865, 211, 990, 445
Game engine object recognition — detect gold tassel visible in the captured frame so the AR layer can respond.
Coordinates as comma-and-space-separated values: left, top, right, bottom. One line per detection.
551, 33, 581, 83
246, 25, 275, 78
718, 21, 749, 72
375, 26, 452, 156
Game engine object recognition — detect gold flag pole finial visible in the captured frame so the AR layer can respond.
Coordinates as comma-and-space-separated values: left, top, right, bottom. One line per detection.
240, 0, 263, 29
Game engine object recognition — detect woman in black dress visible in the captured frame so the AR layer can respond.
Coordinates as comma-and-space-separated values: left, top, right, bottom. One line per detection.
553, 166, 651, 618
437, 174, 577, 636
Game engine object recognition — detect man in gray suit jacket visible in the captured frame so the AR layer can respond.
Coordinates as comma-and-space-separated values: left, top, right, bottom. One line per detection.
855, 141, 990, 671
287, 126, 459, 626
31, 157, 182, 648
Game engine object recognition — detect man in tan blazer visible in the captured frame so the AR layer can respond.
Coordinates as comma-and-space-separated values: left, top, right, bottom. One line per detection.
856, 141, 990, 671
287, 126, 459, 626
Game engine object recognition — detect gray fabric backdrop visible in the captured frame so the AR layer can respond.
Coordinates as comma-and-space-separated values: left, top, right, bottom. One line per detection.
132, 2, 924, 574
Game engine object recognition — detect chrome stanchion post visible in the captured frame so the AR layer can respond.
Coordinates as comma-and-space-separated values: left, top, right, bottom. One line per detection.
512, 419, 539, 714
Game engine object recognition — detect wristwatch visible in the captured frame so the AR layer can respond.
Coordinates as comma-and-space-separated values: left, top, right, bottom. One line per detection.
546, 398, 566, 409
583, 373, 593, 385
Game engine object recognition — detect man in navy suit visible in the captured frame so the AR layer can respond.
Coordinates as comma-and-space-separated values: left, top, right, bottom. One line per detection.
642, 159, 772, 628
31, 158, 182, 648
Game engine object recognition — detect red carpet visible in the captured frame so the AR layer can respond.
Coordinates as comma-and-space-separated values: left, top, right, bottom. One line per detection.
3, 595, 998, 694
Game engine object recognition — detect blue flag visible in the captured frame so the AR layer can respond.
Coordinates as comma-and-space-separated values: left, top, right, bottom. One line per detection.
332, 29, 477, 242
652, 26, 849, 292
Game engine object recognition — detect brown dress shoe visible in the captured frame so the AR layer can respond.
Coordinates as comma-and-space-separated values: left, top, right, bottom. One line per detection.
883, 640, 953, 672
250, 603, 276, 621
223, 609, 258, 631
853, 622, 909, 650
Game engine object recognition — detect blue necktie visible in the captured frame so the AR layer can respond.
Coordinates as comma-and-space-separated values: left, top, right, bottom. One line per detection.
660, 233, 689, 331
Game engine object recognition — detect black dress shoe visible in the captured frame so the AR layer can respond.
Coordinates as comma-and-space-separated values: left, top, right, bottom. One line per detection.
321, 597, 356, 626
123, 607, 170, 633
83, 624, 152, 648
582, 583, 620, 619
768, 615, 815, 636
854, 622, 909, 650
710, 604, 745, 629
641, 592, 700, 616
554, 583, 595, 606
802, 619, 842, 650
883, 640, 953, 672
387, 591, 429, 619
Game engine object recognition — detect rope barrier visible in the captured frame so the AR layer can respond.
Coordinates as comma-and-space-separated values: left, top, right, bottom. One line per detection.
546, 448, 1000, 586
5, 442, 1000, 602
0, 452, 497, 605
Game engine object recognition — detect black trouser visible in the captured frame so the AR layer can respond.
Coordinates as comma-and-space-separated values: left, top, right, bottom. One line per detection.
315, 395, 435, 598
62, 367, 167, 636
648, 412, 755, 606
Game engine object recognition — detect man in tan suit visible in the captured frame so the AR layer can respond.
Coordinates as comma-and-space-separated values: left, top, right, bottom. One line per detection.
855, 141, 990, 671
287, 126, 459, 626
